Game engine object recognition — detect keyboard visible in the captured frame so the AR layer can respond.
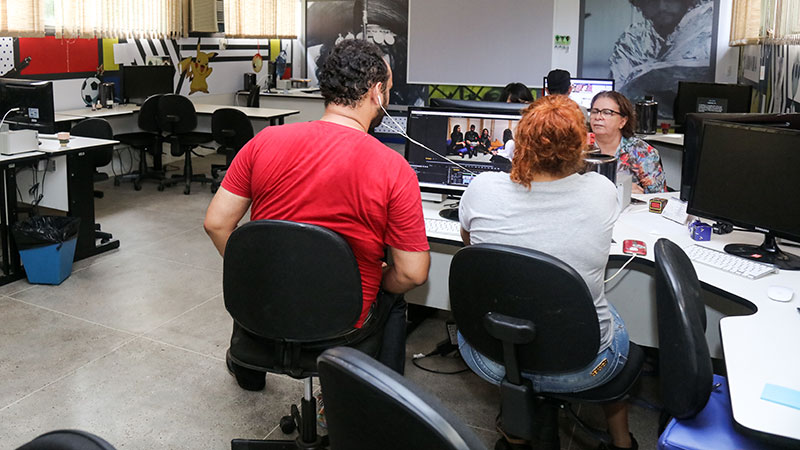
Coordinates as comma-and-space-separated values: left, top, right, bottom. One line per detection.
684, 245, 778, 279
424, 218, 460, 237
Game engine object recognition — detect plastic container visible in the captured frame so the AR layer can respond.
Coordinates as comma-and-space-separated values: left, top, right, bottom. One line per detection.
18, 238, 78, 285
12, 216, 81, 285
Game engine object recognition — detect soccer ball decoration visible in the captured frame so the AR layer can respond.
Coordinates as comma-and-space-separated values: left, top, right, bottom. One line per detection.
80, 76, 101, 106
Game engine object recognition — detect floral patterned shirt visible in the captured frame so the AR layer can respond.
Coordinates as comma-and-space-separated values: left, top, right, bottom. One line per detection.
616, 136, 667, 193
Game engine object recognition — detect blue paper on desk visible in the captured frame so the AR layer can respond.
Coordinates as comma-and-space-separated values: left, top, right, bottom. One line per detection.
761, 384, 800, 410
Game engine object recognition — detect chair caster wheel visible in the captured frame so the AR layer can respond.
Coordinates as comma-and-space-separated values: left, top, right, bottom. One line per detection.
134, 182, 142, 191
279, 415, 296, 434
157, 184, 165, 192
183, 186, 191, 195
210, 185, 218, 193
113, 178, 120, 186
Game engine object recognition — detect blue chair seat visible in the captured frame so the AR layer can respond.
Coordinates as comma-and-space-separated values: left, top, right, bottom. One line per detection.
659, 374, 783, 450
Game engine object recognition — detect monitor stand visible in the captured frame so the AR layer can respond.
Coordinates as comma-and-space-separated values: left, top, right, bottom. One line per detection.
724, 234, 800, 270
439, 205, 459, 222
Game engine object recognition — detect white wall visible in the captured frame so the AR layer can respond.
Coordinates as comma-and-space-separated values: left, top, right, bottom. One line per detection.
550, 0, 580, 76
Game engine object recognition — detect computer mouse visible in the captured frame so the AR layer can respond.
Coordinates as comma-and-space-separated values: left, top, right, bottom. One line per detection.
767, 285, 794, 302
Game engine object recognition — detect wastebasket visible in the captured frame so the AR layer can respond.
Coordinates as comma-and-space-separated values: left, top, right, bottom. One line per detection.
12, 216, 81, 285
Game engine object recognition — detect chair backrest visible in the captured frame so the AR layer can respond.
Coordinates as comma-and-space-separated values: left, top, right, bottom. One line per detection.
137, 94, 162, 133
211, 108, 254, 152
156, 94, 197, 134
654, 238, 713, 419
318, 347, 488, 450
16, 430, 116, 450
246, 85, 260, 107
70, 118, 114, 168
224, 220, 363, 342
450, 243, 600, 373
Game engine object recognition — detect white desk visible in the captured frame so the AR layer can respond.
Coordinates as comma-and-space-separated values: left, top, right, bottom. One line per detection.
413, 194, 800, 443
643, 133, 685, 147
58, 104, 141, 119
191, 104, 299, 125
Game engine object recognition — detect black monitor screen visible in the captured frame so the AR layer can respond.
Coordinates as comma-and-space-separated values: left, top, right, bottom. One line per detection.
429, 98, 527, 114
688, 121, 800, 242
0, 79, 55, 134
122, 65, 175, 104
405, 107, 521, 195
674, 82, 752, 125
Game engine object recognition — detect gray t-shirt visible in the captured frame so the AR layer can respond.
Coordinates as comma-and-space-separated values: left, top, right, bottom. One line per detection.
459, 171, 619, 351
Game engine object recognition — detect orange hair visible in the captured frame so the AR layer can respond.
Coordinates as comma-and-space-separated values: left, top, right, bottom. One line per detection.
510, 95, 588, 188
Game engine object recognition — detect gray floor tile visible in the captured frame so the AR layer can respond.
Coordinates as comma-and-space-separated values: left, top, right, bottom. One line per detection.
144, 294, 232, 359
92, 205, 204, 253
134, 226, 223, 273
0, 297, 133, 409
0, 338, 303, 450
8, 251, 223, 335
0, 279, 35, 297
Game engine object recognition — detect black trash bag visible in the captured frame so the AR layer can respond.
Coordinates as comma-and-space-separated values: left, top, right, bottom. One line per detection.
12, 216, 81, 251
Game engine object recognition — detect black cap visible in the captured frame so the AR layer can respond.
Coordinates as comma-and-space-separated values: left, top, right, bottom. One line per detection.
547, 69, 571, 94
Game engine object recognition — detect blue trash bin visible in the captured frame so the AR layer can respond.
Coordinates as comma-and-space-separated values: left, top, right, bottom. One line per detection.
19, 238, 78, 285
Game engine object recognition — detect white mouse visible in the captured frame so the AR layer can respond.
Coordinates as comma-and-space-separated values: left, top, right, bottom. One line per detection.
767, 285, 795, 302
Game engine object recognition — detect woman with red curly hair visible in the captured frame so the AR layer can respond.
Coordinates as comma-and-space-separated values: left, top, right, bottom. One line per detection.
457, 95, 637, 450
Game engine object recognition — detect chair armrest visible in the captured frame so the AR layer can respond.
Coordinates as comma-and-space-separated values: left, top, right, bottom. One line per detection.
483, 312, 536, 345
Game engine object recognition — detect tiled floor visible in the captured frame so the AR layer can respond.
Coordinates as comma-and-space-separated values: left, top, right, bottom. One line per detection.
0, 155, 660, 449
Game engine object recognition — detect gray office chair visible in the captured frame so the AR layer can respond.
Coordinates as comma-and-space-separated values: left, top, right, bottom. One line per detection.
317, 347, 488, 450
450, 243, 644, 450
224, 220, 395, 450
16, 430, 116, 450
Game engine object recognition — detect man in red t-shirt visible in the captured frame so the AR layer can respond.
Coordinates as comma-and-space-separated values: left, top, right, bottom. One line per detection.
204, 40, 430, 388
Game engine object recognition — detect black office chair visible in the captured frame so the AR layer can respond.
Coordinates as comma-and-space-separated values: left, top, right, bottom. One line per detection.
69, 118, 115, 244
317, 347, 488, 450
114, 94, 164, 190
224, 220, 394, 450
15, 429, 116, 450
450, 244, 644, 450
209, 108, 254, 193
653, 239, 783, 450
246, 84, 260, 108
156, 94, 214, 195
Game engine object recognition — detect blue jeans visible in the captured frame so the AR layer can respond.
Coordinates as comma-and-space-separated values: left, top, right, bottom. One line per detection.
458, 304, 630, 393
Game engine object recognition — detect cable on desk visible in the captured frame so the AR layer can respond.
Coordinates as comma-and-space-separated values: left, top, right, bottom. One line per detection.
604, 254, 637, 284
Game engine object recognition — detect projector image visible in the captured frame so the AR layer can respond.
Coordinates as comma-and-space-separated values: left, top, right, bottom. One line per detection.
0, 129, 39, 155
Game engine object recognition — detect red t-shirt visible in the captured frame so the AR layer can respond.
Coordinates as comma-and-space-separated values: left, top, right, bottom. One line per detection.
221, 120, 429, 326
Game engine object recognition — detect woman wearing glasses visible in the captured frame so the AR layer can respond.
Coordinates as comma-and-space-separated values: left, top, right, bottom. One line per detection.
589, 91, 667, 194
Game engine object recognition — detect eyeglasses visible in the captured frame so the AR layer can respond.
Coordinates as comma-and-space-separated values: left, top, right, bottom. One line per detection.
589, 108, 624, 118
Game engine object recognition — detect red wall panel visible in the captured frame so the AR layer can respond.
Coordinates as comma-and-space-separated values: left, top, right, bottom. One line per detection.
18, 36, 99, 75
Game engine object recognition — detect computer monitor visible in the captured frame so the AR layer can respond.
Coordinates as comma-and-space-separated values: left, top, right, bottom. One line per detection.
680, 112, 800, 201
405, 106, 522, 199
687, 121, 800, 269
542, 77, 614, 109
122, 64, 175, 105
428, 98, 527, 114
0, 79, 56, 134
674, 82, 752, 126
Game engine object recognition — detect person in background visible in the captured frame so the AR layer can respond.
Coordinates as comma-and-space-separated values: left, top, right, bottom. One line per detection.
450, 124, 465, 156
499, 82, 534, 103
478, 128, 491, 154
204, 40, 430, 389
546, 68, 590, 124
464, 124, 480, 158
458, 94, 637, 450
589, 91, 667, 194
